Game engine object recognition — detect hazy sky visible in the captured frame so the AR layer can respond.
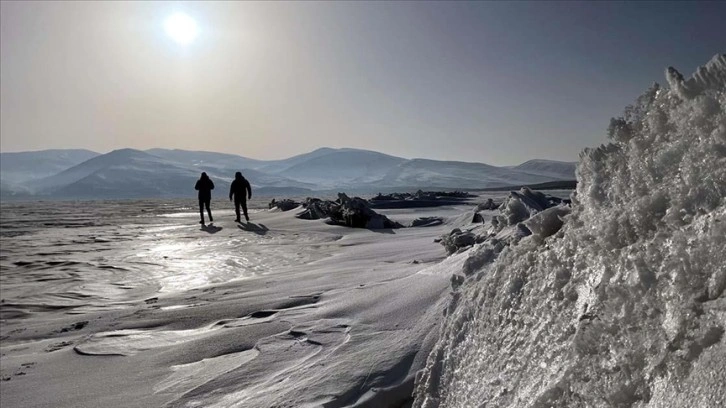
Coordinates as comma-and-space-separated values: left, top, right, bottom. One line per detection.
1, 1, 723, 165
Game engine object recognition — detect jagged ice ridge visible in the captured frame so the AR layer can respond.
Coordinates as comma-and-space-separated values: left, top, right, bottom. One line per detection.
413, 54, 726, 407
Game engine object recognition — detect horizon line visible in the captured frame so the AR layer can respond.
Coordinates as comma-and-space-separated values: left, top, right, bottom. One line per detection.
0, 145, 578, 166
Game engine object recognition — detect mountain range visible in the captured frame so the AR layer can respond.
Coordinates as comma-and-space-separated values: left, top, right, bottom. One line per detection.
0, 147, 576, 199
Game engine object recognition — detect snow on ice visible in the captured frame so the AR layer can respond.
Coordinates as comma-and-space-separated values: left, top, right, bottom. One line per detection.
413, 54, 726, 408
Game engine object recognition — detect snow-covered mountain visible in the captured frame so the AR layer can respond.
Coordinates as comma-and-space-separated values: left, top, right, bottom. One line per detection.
274, 149, 407, 187
510, 159, 577, 180
254, 147, 349, 174
28, 149, 200, 198
144, 149, 318, 191
0, 149, 99, 184
375, 158, 561, 189
1, 147, 576, 199
18, 149, 316, 198
146, 148, 265, 172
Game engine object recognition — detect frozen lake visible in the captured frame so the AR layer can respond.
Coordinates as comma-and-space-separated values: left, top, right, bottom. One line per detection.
0, 196, 486, 407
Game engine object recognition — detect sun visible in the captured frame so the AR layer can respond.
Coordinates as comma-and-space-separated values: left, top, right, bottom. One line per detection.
164, 13, 198, 45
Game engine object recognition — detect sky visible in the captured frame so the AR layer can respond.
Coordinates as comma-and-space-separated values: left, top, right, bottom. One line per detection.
1, 1, 723, 165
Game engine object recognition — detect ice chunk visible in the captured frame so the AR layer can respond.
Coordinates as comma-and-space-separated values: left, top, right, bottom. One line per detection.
522, 205, 570, 239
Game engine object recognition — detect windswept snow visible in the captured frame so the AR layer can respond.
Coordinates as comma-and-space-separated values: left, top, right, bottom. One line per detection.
413, 54, 726, 408
0, 198, 477, 407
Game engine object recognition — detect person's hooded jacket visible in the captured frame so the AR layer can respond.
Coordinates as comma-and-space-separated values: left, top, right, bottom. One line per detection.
195, 173, 215, 200
229, 172, 252, 201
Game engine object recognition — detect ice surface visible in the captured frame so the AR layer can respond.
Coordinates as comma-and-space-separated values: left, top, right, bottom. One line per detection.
0, 196, 475, 407
413, 54, 726, 407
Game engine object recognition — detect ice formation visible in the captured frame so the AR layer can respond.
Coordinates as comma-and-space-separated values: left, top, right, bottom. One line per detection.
294, 193, 403, 229
439, 188, 568, 256
414, 54, 726, 407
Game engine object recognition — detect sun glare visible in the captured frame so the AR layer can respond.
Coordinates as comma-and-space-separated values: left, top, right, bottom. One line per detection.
164, 13, 198, 45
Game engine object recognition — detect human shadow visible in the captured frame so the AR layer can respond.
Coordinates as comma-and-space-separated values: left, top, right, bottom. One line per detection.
201, 223, 223, 234
237, 222, 269, 235
367, 228, 396, 234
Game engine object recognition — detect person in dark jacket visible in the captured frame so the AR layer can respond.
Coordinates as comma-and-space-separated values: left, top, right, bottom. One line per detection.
229, 171, 252, 222
194, 172, 215, 224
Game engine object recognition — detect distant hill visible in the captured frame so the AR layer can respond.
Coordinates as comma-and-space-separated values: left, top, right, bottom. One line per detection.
254, 147, 346, 174
375, 158, 558, 189
510, 159, 576, 180
28, 149, 200, 198
0, 149, 99, 184
144, 149, 318, 191
274, 149, 406, 187
146, 148, 265, 172
17, 148, 316, 199
1, 147, 577, 200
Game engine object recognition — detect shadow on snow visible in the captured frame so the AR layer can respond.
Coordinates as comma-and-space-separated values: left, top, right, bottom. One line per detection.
238, 222, 269, 235
200, 223, 223, 234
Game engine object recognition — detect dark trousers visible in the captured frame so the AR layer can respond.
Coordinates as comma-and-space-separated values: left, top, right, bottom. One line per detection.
235, 199, 249, 221
199, 199, 212, 223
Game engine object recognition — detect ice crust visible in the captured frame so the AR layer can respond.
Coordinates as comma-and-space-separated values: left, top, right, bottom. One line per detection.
413, 54, 726, 407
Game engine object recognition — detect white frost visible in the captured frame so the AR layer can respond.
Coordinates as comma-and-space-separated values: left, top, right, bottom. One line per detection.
413, 54, 726, 408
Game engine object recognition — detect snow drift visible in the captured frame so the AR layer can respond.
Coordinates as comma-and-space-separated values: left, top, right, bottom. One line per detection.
413, 54, 726, 407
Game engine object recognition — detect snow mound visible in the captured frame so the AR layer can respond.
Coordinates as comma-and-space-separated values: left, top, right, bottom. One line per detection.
414, 54, 726, 408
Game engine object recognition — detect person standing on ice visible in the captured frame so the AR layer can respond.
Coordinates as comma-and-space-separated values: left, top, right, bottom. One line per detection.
195, 172, 215, 224
229, 171, 252, 223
